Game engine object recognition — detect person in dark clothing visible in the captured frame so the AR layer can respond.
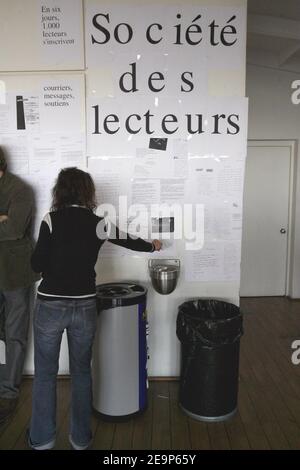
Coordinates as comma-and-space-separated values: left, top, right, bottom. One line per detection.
0, 148, 39, 425
28, 167, 161, 450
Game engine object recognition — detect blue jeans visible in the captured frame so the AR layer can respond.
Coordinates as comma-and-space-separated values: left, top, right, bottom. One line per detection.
29, 298, 97, 448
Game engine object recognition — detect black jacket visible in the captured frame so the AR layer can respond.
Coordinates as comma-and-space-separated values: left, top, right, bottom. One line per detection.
31, 206, 153, 300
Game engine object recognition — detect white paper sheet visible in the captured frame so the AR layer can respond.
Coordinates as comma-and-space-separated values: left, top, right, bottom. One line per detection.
0, 134, 29, 175
160, 178, 185, 204
217, 158, 245, 197
131, 179, 160, 207
187, 155, 246, 201
28, 133, 85, 174
172, 138, 189, 177
29, 135, 59, 174
187, 156, 218, 197
202, 199, 242, 241
59, 134, 85, 167
88, 156, 133, 210
134, 147, 172, 179
185, 240, 241, 282
85, 4, 245, 68
39, 0, 84, 68
0, 91, 17, 133
0, 104, 12, 134
40, 77, 84, 133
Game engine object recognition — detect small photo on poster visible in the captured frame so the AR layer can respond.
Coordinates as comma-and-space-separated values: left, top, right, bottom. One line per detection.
149, 138, 168, 151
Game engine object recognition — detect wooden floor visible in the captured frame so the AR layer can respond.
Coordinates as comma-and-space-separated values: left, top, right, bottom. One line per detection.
1, 296, 300, 450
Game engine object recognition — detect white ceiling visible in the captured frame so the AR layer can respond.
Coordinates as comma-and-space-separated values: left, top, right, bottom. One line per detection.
247, 0, 300, 72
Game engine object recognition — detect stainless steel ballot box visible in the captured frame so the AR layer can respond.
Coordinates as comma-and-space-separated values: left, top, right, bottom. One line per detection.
92, 283, 148, 420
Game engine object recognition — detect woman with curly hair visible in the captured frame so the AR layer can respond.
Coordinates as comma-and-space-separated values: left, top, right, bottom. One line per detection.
28, 167, 161, 450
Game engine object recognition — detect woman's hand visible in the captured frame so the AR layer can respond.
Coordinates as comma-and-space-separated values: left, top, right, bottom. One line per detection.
0, 215, 8, 223
152, 239, 162, 251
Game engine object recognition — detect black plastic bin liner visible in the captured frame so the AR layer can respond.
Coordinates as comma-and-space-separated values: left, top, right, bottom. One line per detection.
176, 299, 243, 421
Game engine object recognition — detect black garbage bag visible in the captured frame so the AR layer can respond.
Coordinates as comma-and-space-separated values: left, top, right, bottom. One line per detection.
176, 299, 243, 421
177, 299, 243, 348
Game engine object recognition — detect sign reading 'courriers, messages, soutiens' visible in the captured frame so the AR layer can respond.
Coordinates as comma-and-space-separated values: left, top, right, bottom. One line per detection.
85, 2, 247, 157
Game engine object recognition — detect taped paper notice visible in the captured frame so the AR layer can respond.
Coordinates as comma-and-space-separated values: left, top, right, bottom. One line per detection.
39, 0, 84, 68
185, 241, 241, 282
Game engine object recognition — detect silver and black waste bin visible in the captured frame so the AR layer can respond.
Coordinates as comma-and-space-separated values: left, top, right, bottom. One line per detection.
93, 282, 148, 420
176, 299, 243, 422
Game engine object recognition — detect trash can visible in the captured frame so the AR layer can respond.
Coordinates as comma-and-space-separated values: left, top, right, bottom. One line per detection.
176, 299, 243, 422
93, 282, 148, 421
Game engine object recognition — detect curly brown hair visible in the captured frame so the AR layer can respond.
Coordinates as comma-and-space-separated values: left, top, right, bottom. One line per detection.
51, 167, 97, 211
